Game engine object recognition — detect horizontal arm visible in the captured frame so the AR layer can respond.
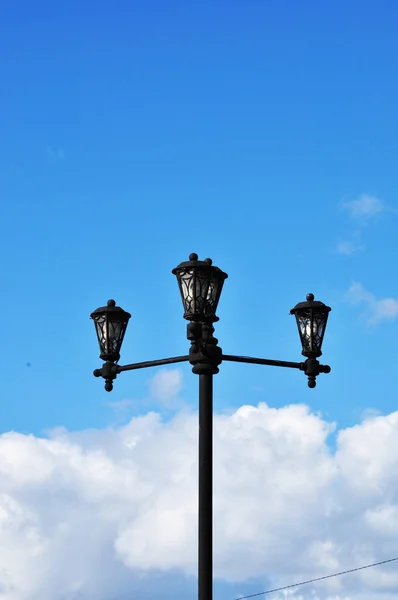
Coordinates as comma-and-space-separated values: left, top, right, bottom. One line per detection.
93, 354, 190, 378
117, 354, 190, 373
222, 354, 305, 370
222, 353, 331, 389
93, 353, 330, 392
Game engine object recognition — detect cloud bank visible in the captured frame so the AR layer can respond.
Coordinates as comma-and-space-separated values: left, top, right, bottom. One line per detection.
1, 382, 398, 599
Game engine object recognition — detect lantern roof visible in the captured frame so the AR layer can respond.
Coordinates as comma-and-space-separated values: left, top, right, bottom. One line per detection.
290, 293, 332, 315
90, 299, 131, 319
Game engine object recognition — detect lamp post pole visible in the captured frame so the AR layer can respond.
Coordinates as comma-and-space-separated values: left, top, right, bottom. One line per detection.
90, 254, 332, 600
198, 371, 213, 600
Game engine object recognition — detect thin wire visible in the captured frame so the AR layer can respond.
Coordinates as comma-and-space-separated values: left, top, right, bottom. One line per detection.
236, 556, 398, 599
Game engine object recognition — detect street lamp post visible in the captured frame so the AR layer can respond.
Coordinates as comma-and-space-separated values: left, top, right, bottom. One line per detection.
90, 253, 332, 600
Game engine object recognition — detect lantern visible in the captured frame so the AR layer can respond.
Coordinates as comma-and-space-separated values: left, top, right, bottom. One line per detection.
290, 293, 331, 358
172, 253, 228, 322
90, 299, 131, 362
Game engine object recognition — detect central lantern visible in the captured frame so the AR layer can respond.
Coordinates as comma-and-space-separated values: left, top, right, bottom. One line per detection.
172, 253, 228, 322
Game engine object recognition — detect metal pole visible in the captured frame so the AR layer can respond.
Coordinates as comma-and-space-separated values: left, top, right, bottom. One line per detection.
198, 372, 213, 600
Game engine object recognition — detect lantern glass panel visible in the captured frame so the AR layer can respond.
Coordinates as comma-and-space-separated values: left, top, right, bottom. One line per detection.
296, 309, 328, 357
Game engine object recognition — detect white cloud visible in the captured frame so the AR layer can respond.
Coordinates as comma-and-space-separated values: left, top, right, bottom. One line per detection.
103, 398, 137, 412
347, 282, 398, 324
103, 369, 185, 417
1, 398, 398, 599
343, 195, 384, 222
148, 368, 183, 403
336, 194, 387, 255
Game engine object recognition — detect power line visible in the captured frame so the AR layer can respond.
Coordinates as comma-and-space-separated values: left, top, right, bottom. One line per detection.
236, 556, 398, 599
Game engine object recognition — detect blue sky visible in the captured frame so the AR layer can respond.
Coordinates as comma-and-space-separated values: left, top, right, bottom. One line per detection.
1, 1, 398, 599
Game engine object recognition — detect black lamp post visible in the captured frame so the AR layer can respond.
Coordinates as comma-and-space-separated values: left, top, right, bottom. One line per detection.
90, 253, 332, 600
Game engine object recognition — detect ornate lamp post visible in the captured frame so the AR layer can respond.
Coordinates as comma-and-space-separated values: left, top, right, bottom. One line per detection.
90, 253, 332, 600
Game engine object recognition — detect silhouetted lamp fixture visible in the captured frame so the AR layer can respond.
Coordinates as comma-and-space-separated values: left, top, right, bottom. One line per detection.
290, 293, 331, 358
90, 254, 332, 600
172, 253, 228, 322
90, 300, 131, 363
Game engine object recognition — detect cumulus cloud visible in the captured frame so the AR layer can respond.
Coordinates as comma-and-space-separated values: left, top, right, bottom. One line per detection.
103, 369, 184, 415
347, 282, 398, 324
148, 368, 183, 404
1, 387, 398, 598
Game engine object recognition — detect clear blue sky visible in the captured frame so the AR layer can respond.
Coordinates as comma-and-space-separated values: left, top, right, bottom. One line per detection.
1, 2, 398, 599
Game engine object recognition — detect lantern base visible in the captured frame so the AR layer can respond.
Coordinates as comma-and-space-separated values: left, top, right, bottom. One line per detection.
94, 360, 118, 392
303, 358, 331, 388
187, 321, 223, 375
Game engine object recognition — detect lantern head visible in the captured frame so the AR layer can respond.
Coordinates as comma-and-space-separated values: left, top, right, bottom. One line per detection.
290, 293, 331, 358
90, 299, 131, 362
172, 253, 228, 322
